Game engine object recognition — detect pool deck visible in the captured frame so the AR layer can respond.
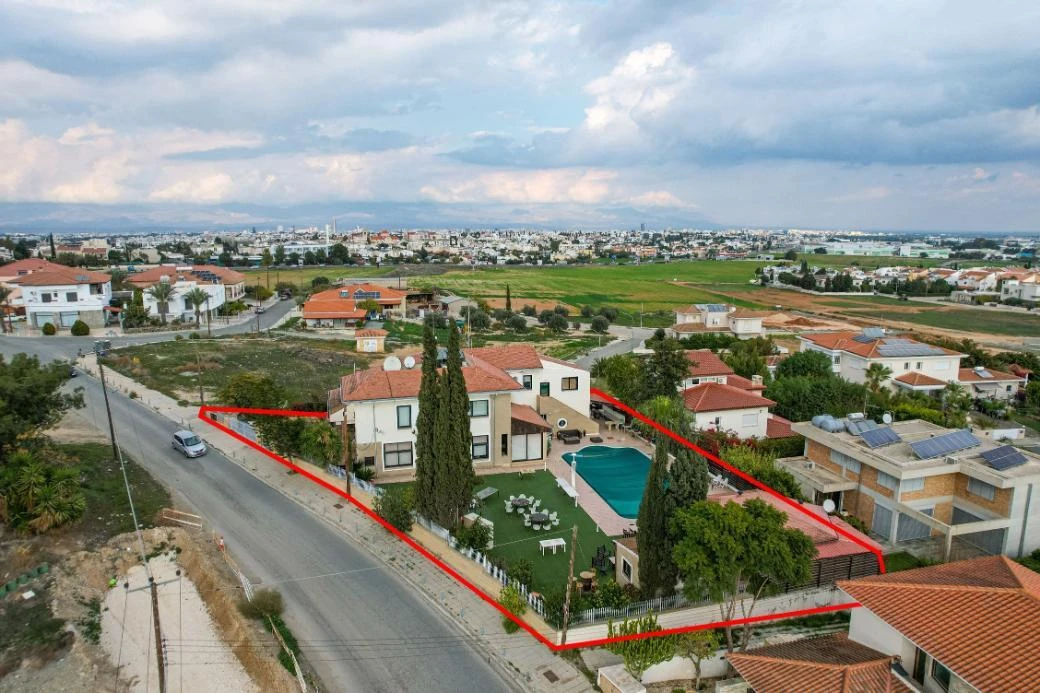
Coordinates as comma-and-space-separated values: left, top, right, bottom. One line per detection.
545, 429, 653, 536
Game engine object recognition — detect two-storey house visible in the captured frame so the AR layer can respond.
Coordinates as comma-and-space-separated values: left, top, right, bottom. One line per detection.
783, 417, 1040, 561
129, 265, 246, 305
670, 303, 767, 339
958, 366, 1025, 401
8, 262, 112, 330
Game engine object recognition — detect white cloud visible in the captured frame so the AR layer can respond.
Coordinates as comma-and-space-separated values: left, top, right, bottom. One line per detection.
627, 190, 693, 208
421, 169, 617, 205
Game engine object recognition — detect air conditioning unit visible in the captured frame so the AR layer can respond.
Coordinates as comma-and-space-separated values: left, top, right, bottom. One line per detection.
803, 461, 815, 470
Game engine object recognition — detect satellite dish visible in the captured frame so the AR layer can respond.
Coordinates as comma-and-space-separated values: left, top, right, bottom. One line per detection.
403, 355, 416, 369
882, 412, 893, 424
822, 499, 837, 514
383, 356, 402, 371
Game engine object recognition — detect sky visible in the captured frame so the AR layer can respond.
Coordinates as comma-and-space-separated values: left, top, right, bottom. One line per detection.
1, 0, 1039, 231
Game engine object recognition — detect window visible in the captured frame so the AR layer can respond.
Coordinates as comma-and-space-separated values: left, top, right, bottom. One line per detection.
904, 362, 910, 370
396, 405, 411, 429
469, 399, 489, 417
522, 374, 533, 390
876, 470, 898, 490
713, 416, 722, 426
967, 477, 996, 501
830, 450, 862, 475
363, 456, 375, 467
501, 433, 508, 455
832, 355, 841, 365
621, 559, 632, 580
472, 435, 489, 460
561, 377, 578, 391
901, 477, 926, 494
916, 361, 923, 370
65, 291, 78, 302
41, 293, 52, 303
383, 442, 413, 468
931, 659, 952, 691
741, 412, 759, 427
539, 382, 550, 396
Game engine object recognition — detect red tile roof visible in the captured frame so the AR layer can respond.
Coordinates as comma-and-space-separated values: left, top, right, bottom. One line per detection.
510, 403, 551, 430
671, 322, 728, 333
0, 258, 56, 277
730, 309, 773, 319
339, 352, 521, 402
9, 265, 110, 286
727, 373, 766, 392
466, 344, 543, 370
838, 556, 1040, 693
302, 297, 367, 320
681, 382, 774, 412
801, 331, 963, 359
340, 282, 407, 304
684, 349, 734, 377
355, 329, 387, 337
958, 367, 1024, 383
765, 415, 795, 439
727, 633, 911, 693
894, 371, 948, 388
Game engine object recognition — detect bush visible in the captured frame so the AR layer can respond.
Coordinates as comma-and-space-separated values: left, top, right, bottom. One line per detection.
351, 464, 375, 482
547, 314, 570, 333
509, 558, 534, 589
174, 335, 184, 341
374, 485, 414, 532
311, 276, 330, 288
521, 304, 537, 317
424, 312, 448, 329
506, 314, 528, 332
594, 580, 631, 609
454, 521, 492, 551
70, 320, 90, 336
590, 315, 609, 333
498, 585, 527, 634
188, 332, 201, 340
41, 322, 56, 336
238, 588, 284, 619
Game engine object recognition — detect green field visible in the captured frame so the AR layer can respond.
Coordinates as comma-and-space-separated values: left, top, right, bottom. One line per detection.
386, 470, 612, 593
103, 336, 372, 406
842, 307, 1040, 337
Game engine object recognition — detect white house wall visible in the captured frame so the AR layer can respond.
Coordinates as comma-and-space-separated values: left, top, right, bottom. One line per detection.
536, 359, 591, 416
25, 281, 112, 328
692, 406, 769, 438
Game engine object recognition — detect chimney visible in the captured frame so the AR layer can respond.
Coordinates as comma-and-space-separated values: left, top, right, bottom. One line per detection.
752, 374, 763, 386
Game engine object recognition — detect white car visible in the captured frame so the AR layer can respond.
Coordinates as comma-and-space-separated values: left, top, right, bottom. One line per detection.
171, 430, 207, 458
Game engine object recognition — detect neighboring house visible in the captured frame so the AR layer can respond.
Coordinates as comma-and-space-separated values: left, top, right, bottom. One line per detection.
680, 382, 778, 439
11, 264, 113, 330
785, 418, 1040, 560
0, 258, 62, 316
302, 287, 368, 328
131, 270, 227, 323
670, 303, 767, 339
1001, 276, 1040, 303
328, 344, 591, 476
838, 555, 1040, 693
726, 632, 911, 693
355, 329, 387, 353
958, 366, 1024, 401
340, 283, 408, 316
128, 264, 246, 303
680, 349, 734, 389
614, 489, 880, 591
799, 330, 963, 389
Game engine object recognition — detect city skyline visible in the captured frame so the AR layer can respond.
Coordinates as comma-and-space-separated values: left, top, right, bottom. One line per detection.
1, 1, 1039, 232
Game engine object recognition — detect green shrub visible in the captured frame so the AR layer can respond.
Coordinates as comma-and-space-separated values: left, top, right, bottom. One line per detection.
454, 521, 492, 551
499, 584, 527, 634
189, 332, 201, 339
351, 464, 376, 482
174, 335, 184, 341
374, 485, 414, 532
42, 322, 56, 336
509, 558, 534, 589
70, 320, 90, 336
238, 588, 284, 619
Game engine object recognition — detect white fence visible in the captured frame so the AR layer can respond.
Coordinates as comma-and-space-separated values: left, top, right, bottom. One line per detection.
574, 592, 709, 626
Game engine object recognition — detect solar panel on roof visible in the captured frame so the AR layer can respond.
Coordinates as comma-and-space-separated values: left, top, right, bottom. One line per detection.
976, 369, 993, 378
704, 304, 729, 312
862, 327, 886, 338
909, 429, 981, 459
861, 426, 902, 448
980, 445, 1027, 470
853, 334, 877, 343
846, 419, 880, 435
876, 344, 944, 358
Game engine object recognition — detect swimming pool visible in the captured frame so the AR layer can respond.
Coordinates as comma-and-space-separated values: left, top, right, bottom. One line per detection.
562, 445, 650, 519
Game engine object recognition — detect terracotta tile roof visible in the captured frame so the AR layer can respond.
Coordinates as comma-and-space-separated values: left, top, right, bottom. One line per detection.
10, 265, 110, 286
684, 349, 734, 377
730, 309, 773, 319
674, 305, 701, 314
338, 355, 521, 402
614, 536, 638, 552
302, 296, 367, 320
0, 258, 56, 278
838, 555, 1040, 693
727, 374, 766, 392
340, 282, 407, 304
801, 331, 963, 359
466, 344, 543, 370
728, 633, 911, 693
894, 371, 948, 388
355, 329, 387, 337
765, 415, 795, 439
958, 367, 1023, 383
510, 403, 551, 430
128, 264, 245, 287
681, 382, 774, 413
1008, 363, 1033, 378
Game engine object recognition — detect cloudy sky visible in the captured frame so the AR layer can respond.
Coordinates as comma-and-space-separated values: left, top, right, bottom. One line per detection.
1, 0, 1038, 231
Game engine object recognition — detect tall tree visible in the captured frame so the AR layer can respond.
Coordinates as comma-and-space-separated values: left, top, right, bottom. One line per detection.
413, 322, 440, 520
0, 286, 13, 333
146, 281, 175, 324
298, 420, 342, 467
642, 338, 689, 400
864, 362, 893, 393
504, 284, 512, 313
775, 350, 833, 379
676, 629, 720, 692
667, 446, 710, 510
184, 287, 210, 328
637, 395, 690, 435
672, 499, 815, 652
638, 436, 675, 597
436, 322, 474, 528
0, 354, 82, 459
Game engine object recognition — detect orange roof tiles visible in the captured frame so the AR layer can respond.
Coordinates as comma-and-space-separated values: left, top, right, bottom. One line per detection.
727, 633, 911, 693
730, 309, 773, 319
355, 329, 387, 337
894, 371, 948, 388
466, 344, 543, 370
958, 367, 1023, 383
801, 331, 962, 359
338, 349, 522, 402
727, 374, 766, 391
510, 403, 551, 430
0, 258, 56, 278
681, 382, 774, 412
838, 556, 1040, 693
684, 349, 734, 377
10, 265, 110, 286
765, 415, 795, 439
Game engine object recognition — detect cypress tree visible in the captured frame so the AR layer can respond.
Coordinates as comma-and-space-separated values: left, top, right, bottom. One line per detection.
668, 446, 710, 510
438, 322, 475, 527
638, 435, 672, 598
413, 322, 440, 520
505, 284, 512, 313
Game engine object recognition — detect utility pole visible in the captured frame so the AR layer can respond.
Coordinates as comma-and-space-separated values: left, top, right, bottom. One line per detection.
195, 345, 205, 406
559, 524, 579, 645
94, 340, 166, 692
205, 296, 211, 338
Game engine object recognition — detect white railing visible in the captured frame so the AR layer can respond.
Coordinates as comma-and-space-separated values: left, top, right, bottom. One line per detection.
574, 592, 710, 625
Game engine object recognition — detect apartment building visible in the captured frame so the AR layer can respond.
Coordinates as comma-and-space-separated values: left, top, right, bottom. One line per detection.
328, 344, 592, 476
799, 329, 963, 390
784, 418, 1040, 561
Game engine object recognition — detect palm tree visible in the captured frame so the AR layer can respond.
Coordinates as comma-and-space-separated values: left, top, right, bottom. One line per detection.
146, 281, 175, 325
942, 382, 972, 425
184, 287, 210, 328
864, 363, 893, 393
13, 458, 48, 510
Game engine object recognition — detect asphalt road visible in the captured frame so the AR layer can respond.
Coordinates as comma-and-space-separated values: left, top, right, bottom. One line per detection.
575, 325, 655, 370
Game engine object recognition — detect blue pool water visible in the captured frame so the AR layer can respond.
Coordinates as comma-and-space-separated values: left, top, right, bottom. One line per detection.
562, 445, 650, 519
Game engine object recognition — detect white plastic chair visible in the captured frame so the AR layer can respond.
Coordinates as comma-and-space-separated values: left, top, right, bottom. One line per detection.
552, 518, 560, 527
524, 515, 532, 527
508, 495, 516, 502
505, 501, 514, 513
549, 512, 558, 522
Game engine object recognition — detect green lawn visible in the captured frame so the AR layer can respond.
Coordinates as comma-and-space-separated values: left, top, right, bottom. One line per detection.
843, 307, 1040, 337
883, 551, 935, 573
103, 335, 372, 407
386, 470, 614, 593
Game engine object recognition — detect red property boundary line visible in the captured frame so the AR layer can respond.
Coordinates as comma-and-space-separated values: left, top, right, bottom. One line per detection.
198, 391, 875, 651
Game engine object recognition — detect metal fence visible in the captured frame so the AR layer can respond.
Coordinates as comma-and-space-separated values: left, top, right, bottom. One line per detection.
573, 592, 710, 626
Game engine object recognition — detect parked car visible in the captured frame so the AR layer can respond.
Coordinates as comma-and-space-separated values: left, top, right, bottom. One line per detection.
255, 305, 266, 314
171, 430, 207, 458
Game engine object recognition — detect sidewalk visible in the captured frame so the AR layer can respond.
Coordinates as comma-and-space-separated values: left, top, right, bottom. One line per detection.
77, 355, 594, 693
